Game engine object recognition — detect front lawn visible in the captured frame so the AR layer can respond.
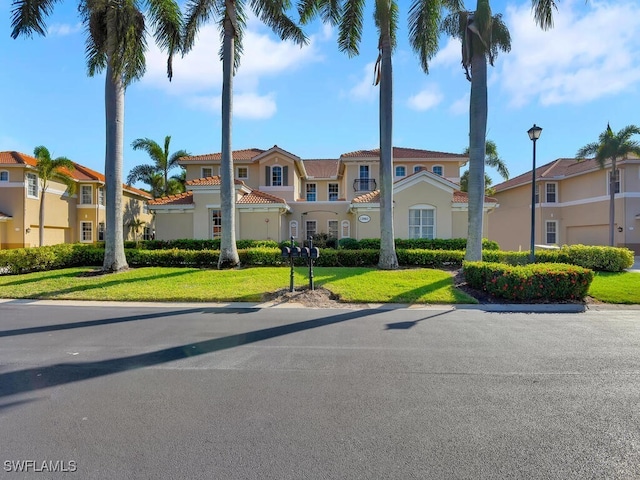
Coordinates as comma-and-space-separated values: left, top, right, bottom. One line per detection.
587, 272, 640, 304
0, 267, 477, 304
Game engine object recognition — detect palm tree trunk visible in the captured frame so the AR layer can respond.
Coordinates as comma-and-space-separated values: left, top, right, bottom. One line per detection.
218, 14, 240, 269
609, 160, 616, 246
377, 31, 398, 270
103, 62, 128, 272
39, 183, 45, 247
465, 51, 487, 262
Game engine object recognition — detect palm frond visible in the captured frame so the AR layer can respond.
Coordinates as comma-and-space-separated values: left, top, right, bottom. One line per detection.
530, 0, 557, 31
126, 164, 158, 184
575, 142, 599, 160
10, 0, 61, 38
132, 138, 165, 166
298, 0, 341, 25
487, 13, 510, 65
147, 0, 183, 79
251, 0, 308, 46
168, 149, 190, 167
337, 0, 366, 56
183, 0, 219, 53
408, 0, 446, 74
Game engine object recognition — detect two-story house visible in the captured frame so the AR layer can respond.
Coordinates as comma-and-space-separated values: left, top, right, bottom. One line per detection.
149, 145, 498, 243
488, 155, 640, 253
0, 151, 153, 249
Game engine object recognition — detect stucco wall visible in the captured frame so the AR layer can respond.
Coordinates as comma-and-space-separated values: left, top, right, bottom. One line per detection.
154, 212, 194, 241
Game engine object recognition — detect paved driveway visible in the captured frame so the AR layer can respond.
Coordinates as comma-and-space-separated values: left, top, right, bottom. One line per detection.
1, 301, 639, 479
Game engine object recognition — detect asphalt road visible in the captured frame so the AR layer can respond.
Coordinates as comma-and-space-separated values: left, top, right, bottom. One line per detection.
0, 301, 639, 479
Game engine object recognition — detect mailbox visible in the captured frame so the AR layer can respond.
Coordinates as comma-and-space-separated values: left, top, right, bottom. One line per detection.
281, 246, 291, 257
291, 247, 301, 257
300, 247, 310, 258
310, 247, 320, 259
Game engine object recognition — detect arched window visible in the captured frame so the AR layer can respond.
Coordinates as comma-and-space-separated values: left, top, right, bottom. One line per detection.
341, 220, 350, 238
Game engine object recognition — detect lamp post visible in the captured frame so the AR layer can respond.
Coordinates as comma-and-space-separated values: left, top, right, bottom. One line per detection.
528, 124, 543, 263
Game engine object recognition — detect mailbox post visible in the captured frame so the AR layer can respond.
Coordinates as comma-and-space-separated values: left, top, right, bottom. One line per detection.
280, 236, 300, 292
301, 236, 320, 291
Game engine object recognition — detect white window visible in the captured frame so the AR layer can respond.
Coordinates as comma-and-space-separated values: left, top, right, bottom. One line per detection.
535, 184, 540, 204
413, 165, 425, 173
546, 221, 557, 244
608, 169, 620, 194
328, 220, 339, 238
81, 221, 93, 242
289, 220, 298, 239
26, 173, 38, 198
81, 185, 92, 204
359, 165, 369, 179
202, 167, 213, 178
272, 166, 283, 186
305, 220, 317, 239
237, 167, 248, 179
356, 165, 370, 191
143, 226, 152, 241
211, 209, 222, 239
341, 220, 351, 238
328, 183, 339, 201
546, 183, 557, 203
98, 222, 105, 241
395, 166, 406, 178
409, 207, 435, 239
306, 183, 316, 202
432, 165, 443, 176
98, 187, 105, 206
0, 171, 8, 182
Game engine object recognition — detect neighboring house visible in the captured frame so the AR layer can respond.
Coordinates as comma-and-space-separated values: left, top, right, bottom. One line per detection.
488, 155, 640, 253
0, 151, 153, 249
149, 145, 498, 243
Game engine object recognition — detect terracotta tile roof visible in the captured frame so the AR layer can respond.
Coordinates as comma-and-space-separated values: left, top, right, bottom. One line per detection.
493, 157, 603, 192
0, 151, 37, 166
186, 175, 245, 186
341, 147, 467, 159
238, 190, 287, 205
148, 191, 194, 206
453, 190, 498, 203
0, 151, 150, 198
302, 159, 340, 178
180, 149, 265, 162
352, 190, 380, 203
0, 211, 12, 220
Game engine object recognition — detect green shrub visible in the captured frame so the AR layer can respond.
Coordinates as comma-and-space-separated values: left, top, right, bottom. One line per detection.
558, 244, 634, 272
0, 244, 102, 274
463, 261, 594, 301
338, 238, 359, 250
396, 249, 465, 268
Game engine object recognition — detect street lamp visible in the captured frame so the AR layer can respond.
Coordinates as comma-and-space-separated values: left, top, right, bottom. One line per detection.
528, 124, 543, 263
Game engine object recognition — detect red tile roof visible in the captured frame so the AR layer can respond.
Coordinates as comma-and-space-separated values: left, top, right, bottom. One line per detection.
180, 149, 265, 162
0, 151, 150, 199
493, 158, 602, 192
148, 191, 194, 206
341, 147, 467, 159
453, 190, 498, 204
302, 159, 340, 178
238, 190, 287, 205
186, 176, 246, 186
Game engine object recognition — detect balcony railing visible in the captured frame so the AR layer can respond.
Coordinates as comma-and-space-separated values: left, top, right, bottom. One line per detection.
353, 178, 377, 192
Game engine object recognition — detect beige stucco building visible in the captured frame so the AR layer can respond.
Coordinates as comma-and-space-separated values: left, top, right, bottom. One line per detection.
0, 151, 153, 249
488, 155, 640, 253
149, 146, 497, 243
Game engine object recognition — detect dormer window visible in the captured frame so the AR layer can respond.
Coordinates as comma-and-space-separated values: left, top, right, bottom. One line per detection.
272, 166, 282, 186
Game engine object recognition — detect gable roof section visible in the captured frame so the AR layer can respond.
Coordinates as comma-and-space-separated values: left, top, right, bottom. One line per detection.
0, 151, 37, 166
186, 175, 246, 187
494, 157, 606, 192
178, 149, 265, 164
237, 190, 288, 205
302, 159, 340, 178
341, 147, 467, 160
394, 169, 460, 192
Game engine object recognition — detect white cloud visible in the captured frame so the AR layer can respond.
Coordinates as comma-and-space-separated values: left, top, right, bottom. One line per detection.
499, 0, 640, 107
348, 62, 377, 101
140, 17, 324, 119
407, 85, 443, 111
48, 23, 82, 37
430, 37, 462, 70
449, 93, 469, 115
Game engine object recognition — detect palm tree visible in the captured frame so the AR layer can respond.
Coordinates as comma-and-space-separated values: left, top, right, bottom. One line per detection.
301, 0, 460, 269
576, 124, 640, 246
461, 139, 509, 193
32, 146, 76, 247
11, 0, 182, 272
184, 0, 307, 269
128, 135, 189, 198
442, 0, 510, 262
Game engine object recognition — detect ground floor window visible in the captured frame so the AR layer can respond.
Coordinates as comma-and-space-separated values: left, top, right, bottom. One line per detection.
409, 207, 435, 239
211, 209, 222, 239
328, 220, 338, 238
289, 220, 298, 239
546, 221, 557, 244
98, 222, 105, 241
81, 221, 93, 242
305, 220, 316, 240
341, 220, 350, 238
143, 226, 152, 241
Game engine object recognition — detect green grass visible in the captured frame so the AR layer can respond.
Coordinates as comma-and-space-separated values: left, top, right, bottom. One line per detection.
0, 266, 477, 304
588, 272, 640, 304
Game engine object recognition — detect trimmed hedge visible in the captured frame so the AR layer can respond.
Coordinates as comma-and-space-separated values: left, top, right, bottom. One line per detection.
338, 237, 499, 251
0, 244, 103, 274
463, 261, 594, 302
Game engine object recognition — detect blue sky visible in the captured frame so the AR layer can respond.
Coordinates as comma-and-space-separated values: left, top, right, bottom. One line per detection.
1, 0, 640, 187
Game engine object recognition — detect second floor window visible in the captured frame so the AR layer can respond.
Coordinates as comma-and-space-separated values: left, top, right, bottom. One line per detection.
202, 167, 213, 178
272, 166, 283, 186
98, 187, 105, 206
609, 169, 620, 194
81, 185, 92, 204
328, 183, 339, 201
237, 167, 248, 179
432, 165, 443, 176
26, 173, 38, 197
0, 171, 8, 182
395, 166, 406, 178
546, 183, 556, 203
359, 165, 369, 179
306, 184, 316, 201
414, 166, 425, 173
